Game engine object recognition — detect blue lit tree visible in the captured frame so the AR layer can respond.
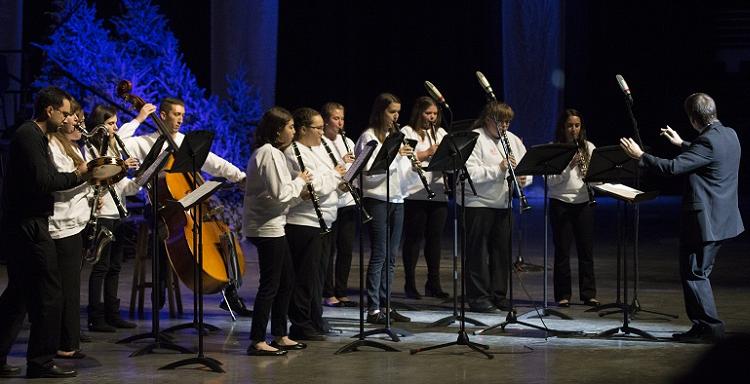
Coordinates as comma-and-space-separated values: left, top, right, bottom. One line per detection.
34, 0, 261, 230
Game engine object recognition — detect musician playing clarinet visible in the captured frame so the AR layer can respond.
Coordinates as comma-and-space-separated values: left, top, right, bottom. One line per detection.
283, 107, 345, 340
547, 109, 599, 308
460, 101, 531, 313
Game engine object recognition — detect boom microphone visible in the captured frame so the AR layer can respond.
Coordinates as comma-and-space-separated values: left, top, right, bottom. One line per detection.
615, 74, 633, 104
424, 81, 450, 110
475, 71, 497, 101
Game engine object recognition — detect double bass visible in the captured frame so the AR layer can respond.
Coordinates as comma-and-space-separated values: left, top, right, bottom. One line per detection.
117, 80, 245, 294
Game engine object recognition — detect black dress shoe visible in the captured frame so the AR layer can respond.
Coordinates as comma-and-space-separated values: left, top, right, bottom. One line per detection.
270, 341, 307, 350
26, 364, 77, 378
493, 297, 511, 311
470, 304, 501, 313
404, 285, 422, 300
0, 364, 21, 377
246, 345, 287, 356
582, 298, 600, 307
56, 351, 86, 359
424, 284, 450, 299
673, 326, 721, 343
219, 299, 253, 317
389, 309, 411, 322
366, 312, 386, 324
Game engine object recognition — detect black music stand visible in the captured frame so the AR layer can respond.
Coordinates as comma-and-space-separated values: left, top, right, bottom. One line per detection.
335, 140, 399, 354
475, 144, 579, 336
351, 131, 411, 343
161, 131, 221, 336
159, 130, 224, 372
411, 131, 493, 359
514, 143, 577, 321
422, 131, 485, 329
116, 149, 192, 356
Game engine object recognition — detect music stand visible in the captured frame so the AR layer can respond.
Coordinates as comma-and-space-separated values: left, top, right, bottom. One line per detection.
116, 148, 192, 356
475, 144, 579, 336
336, 140, 399, 354
514, 143, 577, 321
159, 130, 224, 372
351, 131, 411, 343
411, 131, 493, 359
162, 131, 221, 336
422, 131, 485, 328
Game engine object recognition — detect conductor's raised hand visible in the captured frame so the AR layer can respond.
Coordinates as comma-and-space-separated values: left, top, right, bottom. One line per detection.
619, 137, 644, 159
660, 125, 683, 147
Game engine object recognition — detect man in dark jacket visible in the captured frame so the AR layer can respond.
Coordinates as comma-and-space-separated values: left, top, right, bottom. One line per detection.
621, 92, 744, 343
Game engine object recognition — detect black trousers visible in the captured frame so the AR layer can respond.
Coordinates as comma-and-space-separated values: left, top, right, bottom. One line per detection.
248, 236, 294, 344
0, 217, 62, 367
88, 218, 123, 307
315, 231, 333, 331
323, 205, 356, 298
549, 199, 596, 302
54, 233, 83, 352
679, 215, 725, 337
285, 224, 323, 336
402, 199, 448, 292
463, 207, 511, 308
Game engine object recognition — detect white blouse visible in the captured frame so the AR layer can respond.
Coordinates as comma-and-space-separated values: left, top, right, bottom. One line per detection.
400, 125, 449, 202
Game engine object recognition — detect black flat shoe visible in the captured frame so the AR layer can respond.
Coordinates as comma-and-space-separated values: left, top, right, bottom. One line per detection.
55, 351, 86, 359
246, 345, 287, 356
270, 341, 307, 350
26, 364, 77, 378
339, 300, 359, 307
582, 298, 600, 307
0, 364, 21, 377
557, 299, 570, 308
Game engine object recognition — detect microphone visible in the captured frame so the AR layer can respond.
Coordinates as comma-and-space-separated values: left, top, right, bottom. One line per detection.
475, 71, 497, 101
615, 74, 633, 104
424, 81, 450, 110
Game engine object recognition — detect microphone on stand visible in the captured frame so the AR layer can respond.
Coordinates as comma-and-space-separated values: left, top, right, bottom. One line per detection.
475, 71, 497, 101
424, 81, 451, 111
615, 74, 633, 104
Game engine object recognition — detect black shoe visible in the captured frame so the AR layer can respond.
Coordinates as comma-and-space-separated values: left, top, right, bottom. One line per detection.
493, 297, 511, 311
288, 331, 326, 341
26, 364, 77, 378
0, 364, 21, 377
88, 321, 117, 333
55, 351, 86, 359
366, 312, 387, 324
246, 345, 287, 356
673, 326, 721, 343
389, 309, 411, 322
219, 299, 254, 317
107, 316, 137, 329
338, 298, 359, 308
424, 283, 450, 299
557, 299, 570, 308
270, 341, 307, 350
404, 285, 422, 300
582, 298, 600, 307
470, 302, 501, 313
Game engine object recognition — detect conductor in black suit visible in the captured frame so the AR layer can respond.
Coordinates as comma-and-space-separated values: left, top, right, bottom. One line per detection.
620, 93, 744, 343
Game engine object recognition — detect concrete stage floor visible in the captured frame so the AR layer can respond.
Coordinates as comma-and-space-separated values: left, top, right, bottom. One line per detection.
1, 196, 748, 383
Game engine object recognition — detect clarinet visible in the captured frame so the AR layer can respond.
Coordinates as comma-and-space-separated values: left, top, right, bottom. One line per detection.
499, 129, 531, 211
321, 139, 372, 223
399, 122, 436, 199
291, 142, 331, 234
427, 121, 452, 196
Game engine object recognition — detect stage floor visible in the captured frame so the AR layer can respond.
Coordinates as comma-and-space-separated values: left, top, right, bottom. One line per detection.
1, 196, 748, 383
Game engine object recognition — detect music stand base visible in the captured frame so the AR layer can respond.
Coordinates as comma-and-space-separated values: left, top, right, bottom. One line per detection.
428, 314, 487, 328
335, 339, 400, 354
352, 326, 412, 342
585, 301, 622, 313
117, 331, 175, 344
473, 309, 580, 336
597, 325, 657, 340
159, 356, 224, 373
520, 307, 573, 320
410, 330, 492, 359
513, 261, 545, 272
163, 321, 220, 335
128, 340, 194, 357
630, 298, 679, 319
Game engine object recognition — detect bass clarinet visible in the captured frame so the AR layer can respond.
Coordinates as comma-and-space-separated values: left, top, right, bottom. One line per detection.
291, 141, 331, 234
320, 139, 372, 223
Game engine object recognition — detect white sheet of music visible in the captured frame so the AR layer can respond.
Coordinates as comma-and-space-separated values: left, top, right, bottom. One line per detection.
594, 183, 644, 201
178, 180, 223, 209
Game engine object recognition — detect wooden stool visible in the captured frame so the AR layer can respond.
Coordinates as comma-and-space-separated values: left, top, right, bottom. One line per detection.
129, 221, 183, 319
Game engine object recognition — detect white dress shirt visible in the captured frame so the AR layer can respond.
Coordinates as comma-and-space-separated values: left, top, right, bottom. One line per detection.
354, 128, 412, 203
547, 140, 596, 204
284, 142, 342, 229
48, 136, 93, 239
400, 125, 449, 202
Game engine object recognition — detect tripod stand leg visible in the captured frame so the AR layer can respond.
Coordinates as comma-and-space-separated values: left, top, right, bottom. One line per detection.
519, 307, 573, 320
621, 325, 658, 340
596, 326, 622, 338
428, 315, 457, 328
159, 357, 225, 373
585, 302, 621, 312
354, 327, 400, 342
130, 341, 194, 357
336, 339, 400, 354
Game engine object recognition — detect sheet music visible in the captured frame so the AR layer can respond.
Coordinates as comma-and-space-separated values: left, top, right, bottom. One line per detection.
344, 142, 376, 183
594, 183, 644, 201
135, 150, 171, 187
178, 180, 224, 209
